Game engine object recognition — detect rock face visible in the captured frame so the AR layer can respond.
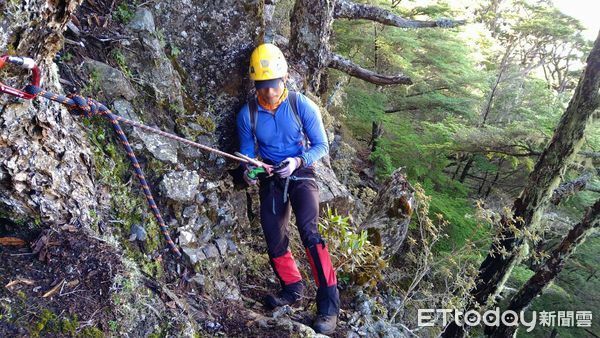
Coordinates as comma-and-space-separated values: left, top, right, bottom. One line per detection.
359, 169, 415, 258
134, 130, 179, 164
314, 161, 354, 213
0, 0, 426, 336
160, 171, 200, 202
83, 59, 138, 101
153, 0, 263, 152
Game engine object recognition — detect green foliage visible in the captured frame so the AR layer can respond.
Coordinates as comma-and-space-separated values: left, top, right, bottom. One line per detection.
170, 45, 182, 58
369, 147, 394, 178
82, 69, 101, 96
81, 327, 104, 338
331, 0, 597, 334
343, 85, 386, 135
154, 29, 167, 48
61, 51, 73, 62
318, 206, 386, 287
113, 3, 134, 24
506, 237, 600, 338
392, 184, 480, 329
111, 49, 133, 79
334, 6, 487, 121
427, 187, 488, 252
108, 320, 119, 332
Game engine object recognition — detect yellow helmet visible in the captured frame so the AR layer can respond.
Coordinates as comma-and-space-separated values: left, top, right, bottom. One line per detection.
249, 43, 288, 81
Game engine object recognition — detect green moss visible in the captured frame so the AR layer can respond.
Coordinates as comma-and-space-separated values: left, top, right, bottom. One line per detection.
85, 121, 164, 264
80, 326, 104, 338
30, 309, 79, 337
140, 258, 165, 278
174, 113, 216, 140
169, 102, 186, 115
168, 54, 191, 99
196, 115, 216, 132
0, 207, 35, 228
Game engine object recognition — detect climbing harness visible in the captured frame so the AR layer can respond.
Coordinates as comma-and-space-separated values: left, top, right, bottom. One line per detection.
0, 55, 271, 259
283, 175, 316, 204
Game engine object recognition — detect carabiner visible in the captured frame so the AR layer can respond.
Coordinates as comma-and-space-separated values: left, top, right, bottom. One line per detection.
0, 55, 41, 100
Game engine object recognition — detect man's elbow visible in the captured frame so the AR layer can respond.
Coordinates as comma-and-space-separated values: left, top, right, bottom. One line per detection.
320, 141, 329, 155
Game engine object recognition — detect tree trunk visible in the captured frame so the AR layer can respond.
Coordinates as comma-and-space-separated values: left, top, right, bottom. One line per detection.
478, 171, 488, 195
359, 169, 414, 258
373, 24, 379, 71
0, 0, 98, 226
481, 45, 512, 126
370, 121, 383, 152
289, 0, 335, 94
458, 155, 474, 183
452, 162, 462, 180
451, 154, 466, 180
489, 198, 600, 337
442, 31, 600, 338
485, 158, 504, 198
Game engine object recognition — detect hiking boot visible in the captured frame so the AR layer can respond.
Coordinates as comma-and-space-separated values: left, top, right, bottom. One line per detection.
313, 314, 337, 335
264, 282, 304, 309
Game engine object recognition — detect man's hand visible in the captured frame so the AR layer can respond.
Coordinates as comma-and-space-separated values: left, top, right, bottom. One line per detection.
243, 166, 258, 185
275, 157, 301, 178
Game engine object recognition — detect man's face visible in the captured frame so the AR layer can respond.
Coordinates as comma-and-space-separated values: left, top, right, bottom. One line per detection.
256, 77, 286, 105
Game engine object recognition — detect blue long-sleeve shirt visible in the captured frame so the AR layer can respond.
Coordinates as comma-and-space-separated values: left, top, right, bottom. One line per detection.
237, 92, 328, 166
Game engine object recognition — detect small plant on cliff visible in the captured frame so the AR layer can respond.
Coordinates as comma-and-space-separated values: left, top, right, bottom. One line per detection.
318, 206, 387, 287
113, 3, 134, 24
111, 49, 133, 79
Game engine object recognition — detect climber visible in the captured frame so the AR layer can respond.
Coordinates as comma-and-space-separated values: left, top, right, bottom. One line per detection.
236, 43, 339, 334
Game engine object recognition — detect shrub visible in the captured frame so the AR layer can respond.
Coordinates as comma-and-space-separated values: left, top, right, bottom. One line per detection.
318, 206, 387, 287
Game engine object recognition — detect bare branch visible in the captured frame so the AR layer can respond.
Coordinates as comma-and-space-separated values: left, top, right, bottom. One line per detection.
385, 106, 420, 114
329, 53, 412, 85
580, 151, 600, 159
447, 147, 540, 158
551, 172, 592, 205
334, 0, 466, 28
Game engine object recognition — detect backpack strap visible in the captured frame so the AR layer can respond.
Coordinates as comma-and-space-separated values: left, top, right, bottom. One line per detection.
249, 97, 259, 153
288, 91, 309, 147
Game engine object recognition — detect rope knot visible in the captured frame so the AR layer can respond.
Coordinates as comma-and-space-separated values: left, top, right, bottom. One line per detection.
67, 94, 104, 118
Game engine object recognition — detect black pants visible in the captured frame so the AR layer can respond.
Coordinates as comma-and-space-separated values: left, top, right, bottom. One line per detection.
259, 166, 339, 315
259, 166, 322, 255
